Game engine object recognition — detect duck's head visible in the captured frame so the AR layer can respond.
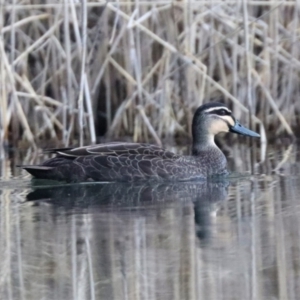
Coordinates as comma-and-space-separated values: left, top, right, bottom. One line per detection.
192, 102, 260, 148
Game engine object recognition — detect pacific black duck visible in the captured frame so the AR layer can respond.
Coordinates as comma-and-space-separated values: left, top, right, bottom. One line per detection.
21, 102, 260, 182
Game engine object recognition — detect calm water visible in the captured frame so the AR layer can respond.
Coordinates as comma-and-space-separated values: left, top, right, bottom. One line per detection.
0, 143, 300, 300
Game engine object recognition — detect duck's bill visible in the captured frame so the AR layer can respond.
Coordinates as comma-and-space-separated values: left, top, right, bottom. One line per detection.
229, 121, 260, 138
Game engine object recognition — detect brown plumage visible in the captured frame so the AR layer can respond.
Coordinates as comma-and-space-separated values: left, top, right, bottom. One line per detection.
20, 102, 260, 182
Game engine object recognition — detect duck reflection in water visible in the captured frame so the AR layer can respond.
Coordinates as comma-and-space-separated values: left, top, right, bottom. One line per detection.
27, 179, 229, 243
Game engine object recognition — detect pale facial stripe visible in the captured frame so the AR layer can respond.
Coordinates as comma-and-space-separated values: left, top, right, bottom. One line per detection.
208, 115, 235, 135
204, 106, 232, 114
220, 115, 235, 126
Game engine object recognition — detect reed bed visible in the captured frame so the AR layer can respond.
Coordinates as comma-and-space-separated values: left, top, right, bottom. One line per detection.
0, 0, 299, 148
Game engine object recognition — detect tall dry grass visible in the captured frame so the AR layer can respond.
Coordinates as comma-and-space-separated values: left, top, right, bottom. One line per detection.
0, 0, 299, 148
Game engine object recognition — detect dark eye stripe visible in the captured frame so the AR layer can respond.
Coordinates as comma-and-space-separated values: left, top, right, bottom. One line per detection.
208, 109, 231, 116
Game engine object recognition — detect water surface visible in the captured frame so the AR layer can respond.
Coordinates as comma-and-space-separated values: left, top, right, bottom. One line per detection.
0, 143, 299, 300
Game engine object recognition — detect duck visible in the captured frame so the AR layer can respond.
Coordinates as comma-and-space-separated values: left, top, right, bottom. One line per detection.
20, 102, 260, 182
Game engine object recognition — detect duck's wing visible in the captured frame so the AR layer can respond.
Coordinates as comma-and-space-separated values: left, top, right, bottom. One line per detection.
74, 154, 195, 182
46, 142, 178, 159
24, 143, 186, 182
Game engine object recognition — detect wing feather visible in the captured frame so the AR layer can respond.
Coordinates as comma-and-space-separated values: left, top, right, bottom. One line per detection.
72, 153, 199, 182
45, 142, 178, 159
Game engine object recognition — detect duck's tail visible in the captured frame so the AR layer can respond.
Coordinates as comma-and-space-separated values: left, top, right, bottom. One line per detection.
18, 165, 55, 180
18, 162, 87, 182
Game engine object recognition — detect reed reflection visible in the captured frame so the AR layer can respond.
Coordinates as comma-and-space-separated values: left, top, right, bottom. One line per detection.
18, 180, 231, 299
27, 180, 229, 243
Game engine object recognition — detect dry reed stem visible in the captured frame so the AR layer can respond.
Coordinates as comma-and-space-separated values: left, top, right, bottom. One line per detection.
137, 105, 162, 146
13, 75, 62, 130
252, 70, 294, 136
0, 37, 35, 146
2, 14, 49, 34
107, 3, 177, 52
91, 25, 128, 95
13, 19, 63, 66
273, 143, 294, 173
78, 0, 88, 147
84, 74, 96, 144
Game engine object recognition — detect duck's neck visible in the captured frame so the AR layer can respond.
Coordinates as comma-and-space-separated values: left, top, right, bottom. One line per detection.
192, 133, 218, 156
192, 133, 227, 176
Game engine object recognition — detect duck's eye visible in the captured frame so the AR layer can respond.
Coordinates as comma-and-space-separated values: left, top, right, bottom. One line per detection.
219, 109, 227, 115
